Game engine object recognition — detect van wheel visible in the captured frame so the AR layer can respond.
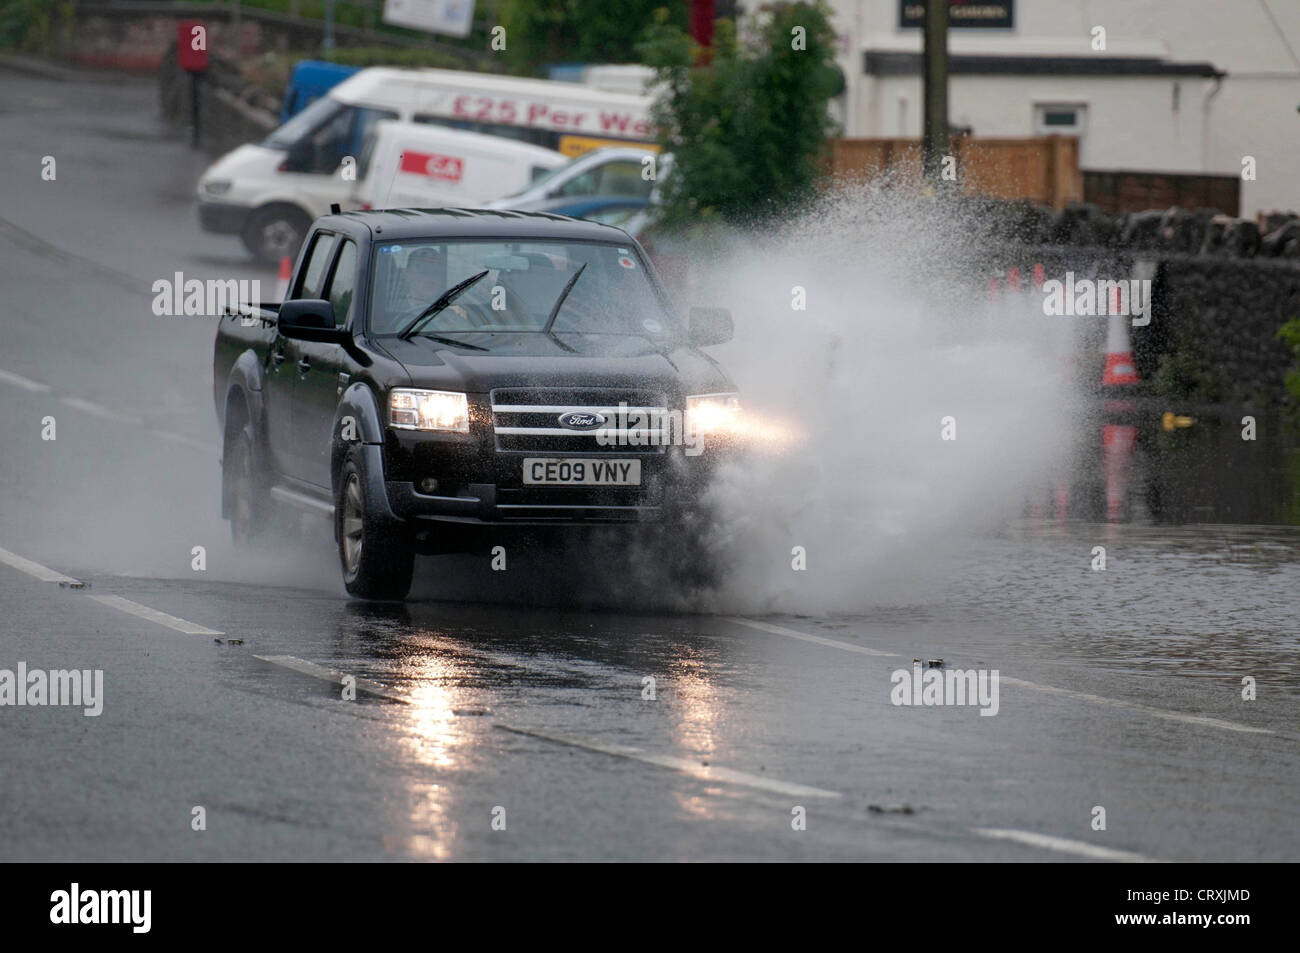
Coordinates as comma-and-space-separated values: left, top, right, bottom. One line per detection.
242, 204, 310, 266
224, 425, 267, 545
337, 458, 415, 600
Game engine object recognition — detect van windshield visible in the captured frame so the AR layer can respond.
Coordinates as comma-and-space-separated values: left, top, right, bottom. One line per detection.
369, 239, 680, 345
263, 95, 343, 150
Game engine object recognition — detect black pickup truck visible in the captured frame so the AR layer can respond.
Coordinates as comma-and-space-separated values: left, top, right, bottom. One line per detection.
213, 208, 739, 599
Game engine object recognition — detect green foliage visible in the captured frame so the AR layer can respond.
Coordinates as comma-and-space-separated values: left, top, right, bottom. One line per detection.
639, 2, 840, 228
0, 0, 72, 53
499, 0, 688, 75
1278, 317, 1300, 403
171, 0, 496, 67
318, 45, 492, 71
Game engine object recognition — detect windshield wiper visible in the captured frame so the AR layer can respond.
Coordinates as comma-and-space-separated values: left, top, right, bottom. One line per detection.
541, 263, 586, 335
397, 269, 490, 341
414, 332, 490, 352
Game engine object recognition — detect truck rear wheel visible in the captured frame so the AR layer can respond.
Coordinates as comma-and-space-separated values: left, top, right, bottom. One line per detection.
337, 459, 415, 600
224, 425, 267, 546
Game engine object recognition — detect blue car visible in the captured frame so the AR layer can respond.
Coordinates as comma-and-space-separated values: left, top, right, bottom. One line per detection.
525, 196, 652, 227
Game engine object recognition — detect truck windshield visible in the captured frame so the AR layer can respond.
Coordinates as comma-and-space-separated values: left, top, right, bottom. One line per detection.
370, 239, 680, 344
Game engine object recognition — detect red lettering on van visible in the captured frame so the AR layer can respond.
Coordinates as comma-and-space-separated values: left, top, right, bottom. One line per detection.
400, 151, 464, 183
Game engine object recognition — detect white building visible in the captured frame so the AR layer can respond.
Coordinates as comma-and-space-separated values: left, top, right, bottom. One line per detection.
825, 0, 1300, 218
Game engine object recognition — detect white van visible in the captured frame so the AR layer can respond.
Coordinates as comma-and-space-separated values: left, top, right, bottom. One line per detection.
486, 146, 670, 212
353, 120, 567, 211
196, 66, 653, 263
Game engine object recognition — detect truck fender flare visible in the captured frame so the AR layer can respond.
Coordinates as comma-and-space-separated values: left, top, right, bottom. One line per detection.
331, 385, 399, 537
223, 350, 266, 445
220, 352, 267, 519
332, 379, 386, 476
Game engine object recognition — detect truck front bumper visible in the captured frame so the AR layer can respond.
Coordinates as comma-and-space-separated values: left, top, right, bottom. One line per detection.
386, 481, 704, 526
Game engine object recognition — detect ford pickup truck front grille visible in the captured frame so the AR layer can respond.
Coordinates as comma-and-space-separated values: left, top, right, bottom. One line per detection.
490, 387, 669, 454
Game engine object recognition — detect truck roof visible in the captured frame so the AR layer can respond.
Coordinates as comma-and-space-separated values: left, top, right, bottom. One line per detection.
323, 207, 636, 243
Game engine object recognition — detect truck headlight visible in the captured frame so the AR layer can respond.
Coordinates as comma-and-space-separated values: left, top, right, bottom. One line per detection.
389, 389, 470, 433
686, 393, 741, 436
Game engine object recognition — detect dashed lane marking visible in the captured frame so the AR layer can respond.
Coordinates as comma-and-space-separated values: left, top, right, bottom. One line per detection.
724, 617, 1274, 736
999, 676, 1273, 735
974, 828, 1162, 863
88, 594, 223, 636
0, 368, 51, 392
0, 545, 81, 584
253, 654, 409, 703
495, 723, 844, 800
58, 395, 143, 426
723, 616, 899, 657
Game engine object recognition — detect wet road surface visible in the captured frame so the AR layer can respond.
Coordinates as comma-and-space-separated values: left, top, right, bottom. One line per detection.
0, 68, 1296, 862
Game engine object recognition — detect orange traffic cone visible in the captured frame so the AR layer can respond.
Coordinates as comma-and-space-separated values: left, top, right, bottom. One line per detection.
1007, 266, 1021, 291
274, 256, 292, 302
1101, 286, 1138, 386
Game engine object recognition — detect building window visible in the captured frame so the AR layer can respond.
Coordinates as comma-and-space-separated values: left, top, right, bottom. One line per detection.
1034, 104, 1086, 135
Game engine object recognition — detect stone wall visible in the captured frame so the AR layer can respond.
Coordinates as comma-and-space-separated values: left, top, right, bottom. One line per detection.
974, 201, 1300, 407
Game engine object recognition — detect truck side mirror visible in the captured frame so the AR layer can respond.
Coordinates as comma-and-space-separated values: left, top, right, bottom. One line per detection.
688, 306, 733, 346
278, 299, 349, 343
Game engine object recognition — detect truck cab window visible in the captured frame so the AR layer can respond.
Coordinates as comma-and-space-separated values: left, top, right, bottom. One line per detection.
295, 233, 338, 299
324, 241, 358, 327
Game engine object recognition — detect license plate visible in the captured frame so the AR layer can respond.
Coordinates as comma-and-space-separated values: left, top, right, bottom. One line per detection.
523, 458, 641, 486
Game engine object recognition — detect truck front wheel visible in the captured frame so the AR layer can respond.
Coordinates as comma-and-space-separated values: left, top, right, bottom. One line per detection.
336, 459, 415, 600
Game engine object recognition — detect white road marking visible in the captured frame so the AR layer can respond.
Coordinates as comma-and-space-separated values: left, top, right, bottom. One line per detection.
496, 723, 843, 800
58, 396, 142, 425
723, 616, 898, 657
88, 594, 223, 635
725, 617, 1273, 736
974, 828, 1162, 863
1000, 676, 1273, 735
150, 429, 215, 453
0, 545, 81, 584
253, 654, 409, 703
0, 367, 52, 392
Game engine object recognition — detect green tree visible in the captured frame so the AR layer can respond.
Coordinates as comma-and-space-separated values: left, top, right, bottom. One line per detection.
500, 0, 688, 74
640, 1, 840, 227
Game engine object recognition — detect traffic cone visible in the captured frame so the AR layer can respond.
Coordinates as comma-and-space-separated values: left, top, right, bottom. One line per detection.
1101, 286, 1138, 386
1007, 266, 1021, 291
1032, 262, 1045, 290
987, 274, 1000, 300
274, 256, 292, 302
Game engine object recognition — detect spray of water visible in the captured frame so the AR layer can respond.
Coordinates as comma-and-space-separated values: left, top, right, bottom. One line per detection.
679, 183, 1076, 615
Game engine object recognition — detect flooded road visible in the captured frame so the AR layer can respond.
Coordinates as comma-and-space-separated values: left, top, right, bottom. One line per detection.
0, 69, 1295, 863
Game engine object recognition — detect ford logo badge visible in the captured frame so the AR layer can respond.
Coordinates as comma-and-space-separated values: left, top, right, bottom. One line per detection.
558, 411, 606, 431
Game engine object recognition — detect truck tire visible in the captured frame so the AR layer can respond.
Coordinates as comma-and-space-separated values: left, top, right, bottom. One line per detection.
336, 456, 415, 600
241, 204, 311, 266
224, 425, 268, 545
